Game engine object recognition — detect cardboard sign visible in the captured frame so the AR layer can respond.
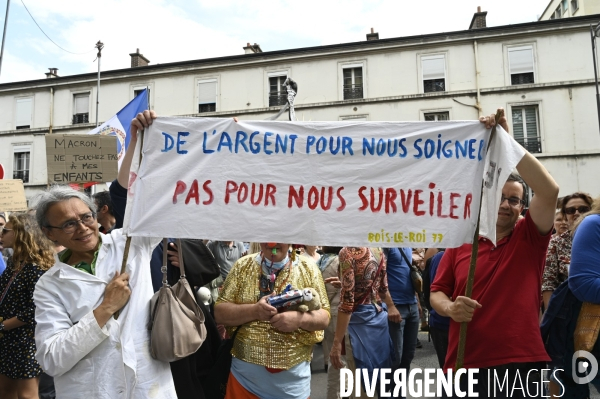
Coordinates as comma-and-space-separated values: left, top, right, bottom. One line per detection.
46, 134, 118, 183
0, 180, 28, 212
122, 118, 524, 247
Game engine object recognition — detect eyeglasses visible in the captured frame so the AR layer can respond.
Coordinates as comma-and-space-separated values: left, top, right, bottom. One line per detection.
565, 206, 590, 215
500, 196, 525, 207
46, 212, 96, 234
0, 228, 12, 235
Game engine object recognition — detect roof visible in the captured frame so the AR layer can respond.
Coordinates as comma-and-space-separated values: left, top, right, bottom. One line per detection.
1, 13, 599, 90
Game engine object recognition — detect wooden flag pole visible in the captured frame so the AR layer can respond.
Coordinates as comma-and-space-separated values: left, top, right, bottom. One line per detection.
454, 110, 502, 370
114, 127, 145, 320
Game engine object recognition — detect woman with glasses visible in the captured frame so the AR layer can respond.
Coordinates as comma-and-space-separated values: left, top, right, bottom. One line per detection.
542, 192, 593, 311
0, 213, 54, 399
31, 110, 176, 399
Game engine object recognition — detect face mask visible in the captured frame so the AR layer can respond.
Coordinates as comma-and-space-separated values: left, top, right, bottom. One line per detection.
256, 253, 290, 272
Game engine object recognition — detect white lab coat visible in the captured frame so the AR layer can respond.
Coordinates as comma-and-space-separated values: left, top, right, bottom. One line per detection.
34, 230, 177, 399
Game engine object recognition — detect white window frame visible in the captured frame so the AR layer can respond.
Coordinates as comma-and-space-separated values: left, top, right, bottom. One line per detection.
507, 101, 544, 153
421, 108, 451, 121
196, 78, 218, 113
338, 60, 367, 101
418, 53, 448, 94
15, 96, 33, 130
416, 51, 450, 94
264, 69, 290, 108
504, 43, 537, 86
12, 144, 32, 184
72, 91, 91, 125
131, 82, 154, 109
571, 0, 579, 14
341, 63, 365, 101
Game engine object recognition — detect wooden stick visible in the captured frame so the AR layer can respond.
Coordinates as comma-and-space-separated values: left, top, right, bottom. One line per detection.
114, 128, 145, 320
454, 110, 502, 370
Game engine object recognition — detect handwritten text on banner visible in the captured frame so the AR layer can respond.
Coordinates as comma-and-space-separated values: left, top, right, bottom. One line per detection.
46, 134, 118, 183
125, 117, 501, 247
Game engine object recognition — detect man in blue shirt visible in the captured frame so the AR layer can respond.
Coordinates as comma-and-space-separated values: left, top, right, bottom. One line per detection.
384, 247, 420, 398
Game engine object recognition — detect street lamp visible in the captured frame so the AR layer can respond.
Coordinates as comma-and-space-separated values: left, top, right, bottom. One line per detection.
591, 23, 600, 135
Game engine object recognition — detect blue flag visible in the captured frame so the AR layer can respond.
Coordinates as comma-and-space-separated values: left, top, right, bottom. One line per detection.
88, 89, 149, 167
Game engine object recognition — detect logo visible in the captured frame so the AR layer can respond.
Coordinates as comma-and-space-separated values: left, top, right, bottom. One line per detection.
572, 350, 598, 384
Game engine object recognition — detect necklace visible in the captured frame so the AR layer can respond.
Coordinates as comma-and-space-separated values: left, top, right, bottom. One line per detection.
258, 256, 292, 299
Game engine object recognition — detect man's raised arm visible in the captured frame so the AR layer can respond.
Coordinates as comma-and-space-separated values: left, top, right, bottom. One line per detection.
481, 108, 559, 234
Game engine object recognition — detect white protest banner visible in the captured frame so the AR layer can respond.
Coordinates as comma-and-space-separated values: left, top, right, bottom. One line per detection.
124, 118, 498, 248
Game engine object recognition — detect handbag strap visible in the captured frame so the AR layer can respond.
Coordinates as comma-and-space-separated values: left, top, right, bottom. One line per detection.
161, 238, 169, 287
161, 238, 187, 288
398, 248, 413, 269
0, 264, 22, 306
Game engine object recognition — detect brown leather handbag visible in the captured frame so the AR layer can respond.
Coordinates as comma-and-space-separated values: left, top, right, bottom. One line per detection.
149, 238, 207, 362
574, 301, 600, 353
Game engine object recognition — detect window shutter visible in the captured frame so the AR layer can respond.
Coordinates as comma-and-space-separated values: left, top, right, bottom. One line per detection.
512, 108, 524, 141
16, 98, 32, 127
422, 56, 445, 80
198, 81, 217, 104
74, 94, 89, 114
524, 107, 538, 138
508, 47, 534, 74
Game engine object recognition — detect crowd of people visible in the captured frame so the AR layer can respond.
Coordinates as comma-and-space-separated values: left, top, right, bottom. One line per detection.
0, 108, 598, 399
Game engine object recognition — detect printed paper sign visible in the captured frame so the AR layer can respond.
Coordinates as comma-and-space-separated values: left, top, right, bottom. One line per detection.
0, 180, 28, 212
46, 134, 118, 183
123, 117, 520, 248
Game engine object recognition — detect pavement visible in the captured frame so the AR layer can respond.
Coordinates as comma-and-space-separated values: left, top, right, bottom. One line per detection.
310, 330, 600, 398
310, 330, 438, 398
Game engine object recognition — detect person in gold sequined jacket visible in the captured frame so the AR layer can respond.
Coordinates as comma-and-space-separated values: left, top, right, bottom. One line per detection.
215, 242, 330, 399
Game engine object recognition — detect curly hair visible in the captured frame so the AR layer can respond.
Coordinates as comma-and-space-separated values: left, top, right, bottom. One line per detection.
8, 213, 55, 271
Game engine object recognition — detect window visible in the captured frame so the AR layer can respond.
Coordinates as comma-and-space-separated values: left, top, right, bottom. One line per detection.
562, 0, 569, 12
424, 112, 449, 121
16, 98, 32, 129
134, 88, 149, 98
512, 106, 541, 153
198, 80, 217, 113
555, 6, 562, 18
13, 147, 30, 183
422, 55, 446, 93
571, 0, 579, 12
268, 76, 288, 107
73, 93, 90, 124
343, 67, 363, 100
508, 46, 535, 85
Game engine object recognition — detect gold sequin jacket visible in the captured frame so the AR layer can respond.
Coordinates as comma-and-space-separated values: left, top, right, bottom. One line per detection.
216, 254, 330, 369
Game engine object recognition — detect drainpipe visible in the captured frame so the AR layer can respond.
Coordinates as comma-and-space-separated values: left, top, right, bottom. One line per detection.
49, 87, 54, 134
473, 40, 482, 117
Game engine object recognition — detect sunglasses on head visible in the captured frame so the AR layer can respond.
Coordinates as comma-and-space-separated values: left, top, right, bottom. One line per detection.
565, 206, 590, 215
